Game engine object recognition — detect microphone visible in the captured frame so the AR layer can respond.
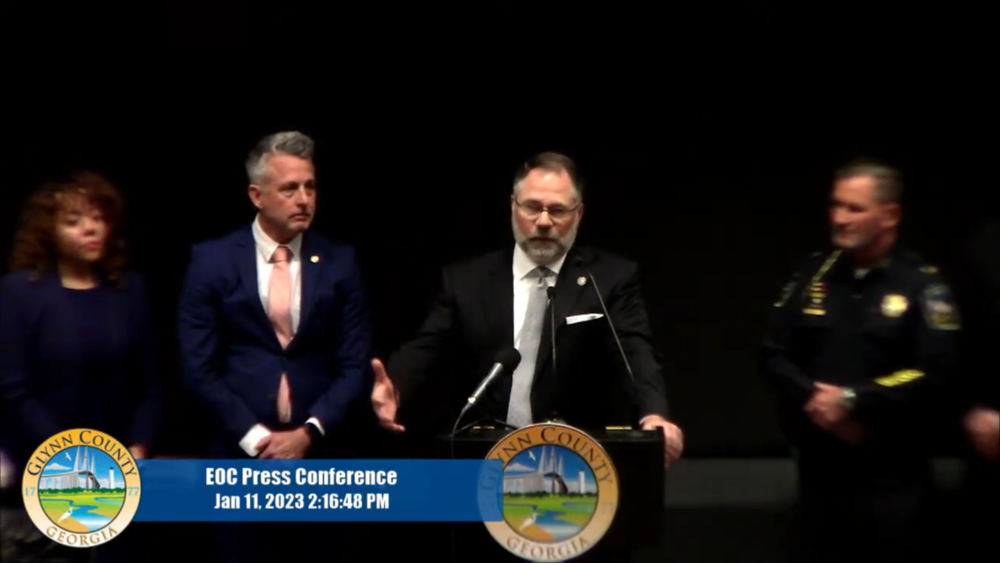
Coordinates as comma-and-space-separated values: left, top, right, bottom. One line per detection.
448, 348, 518, 563
574, 257, 637, 388
546, 285, 557, 384
452, 348, 521, 436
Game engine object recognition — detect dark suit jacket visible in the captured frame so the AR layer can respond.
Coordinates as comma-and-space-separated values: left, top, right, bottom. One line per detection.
0, 270, 161, 467
389, 245, 670, 433
177, 225, 373, 452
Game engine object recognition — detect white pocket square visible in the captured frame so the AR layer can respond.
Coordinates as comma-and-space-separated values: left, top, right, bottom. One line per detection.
566, 313, 604, 325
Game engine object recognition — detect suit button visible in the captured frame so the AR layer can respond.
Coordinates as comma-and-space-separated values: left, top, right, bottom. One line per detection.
267, 393, 276, 399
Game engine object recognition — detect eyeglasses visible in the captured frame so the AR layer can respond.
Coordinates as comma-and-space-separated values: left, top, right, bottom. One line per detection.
514, 199, 580, 221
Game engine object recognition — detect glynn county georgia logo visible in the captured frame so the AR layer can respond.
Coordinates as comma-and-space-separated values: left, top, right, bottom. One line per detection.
22, 429, 141, 548
483, 423, 620, 562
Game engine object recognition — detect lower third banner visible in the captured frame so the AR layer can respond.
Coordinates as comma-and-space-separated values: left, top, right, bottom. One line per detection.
131, 459, 503, 522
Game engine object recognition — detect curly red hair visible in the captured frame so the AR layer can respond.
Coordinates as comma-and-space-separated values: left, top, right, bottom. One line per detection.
9, 171, 128, 286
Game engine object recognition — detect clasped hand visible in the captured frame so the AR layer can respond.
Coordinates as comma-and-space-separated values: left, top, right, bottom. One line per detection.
805, 382, 864, 443
255, 427, 311, 459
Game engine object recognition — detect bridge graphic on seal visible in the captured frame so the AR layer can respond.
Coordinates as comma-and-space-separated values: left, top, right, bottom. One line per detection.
39, 447, 112, 491
503, 446, 589, 495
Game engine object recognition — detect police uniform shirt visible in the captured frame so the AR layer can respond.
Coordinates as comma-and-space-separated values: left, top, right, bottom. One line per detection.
763, 246, 961, 448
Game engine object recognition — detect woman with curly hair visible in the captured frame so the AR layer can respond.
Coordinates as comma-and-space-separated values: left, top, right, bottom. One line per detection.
0, 170, 161, 492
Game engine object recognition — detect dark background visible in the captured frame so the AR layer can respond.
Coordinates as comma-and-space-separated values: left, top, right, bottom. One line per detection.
1, 56, 989, 460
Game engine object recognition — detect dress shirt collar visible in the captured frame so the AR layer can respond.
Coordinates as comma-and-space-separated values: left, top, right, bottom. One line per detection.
252, 214, 303, 261
512, 243, 568, 281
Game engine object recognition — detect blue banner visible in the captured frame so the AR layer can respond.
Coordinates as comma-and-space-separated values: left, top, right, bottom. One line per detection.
132, 459, 503, 522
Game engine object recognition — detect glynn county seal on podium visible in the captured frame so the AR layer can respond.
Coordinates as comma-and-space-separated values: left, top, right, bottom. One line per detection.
482, 422, 619, 562
21, 428, 142, 548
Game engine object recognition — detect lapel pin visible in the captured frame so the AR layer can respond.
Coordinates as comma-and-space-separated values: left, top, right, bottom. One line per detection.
310, 255, 320, 263
577, 276, 587, 286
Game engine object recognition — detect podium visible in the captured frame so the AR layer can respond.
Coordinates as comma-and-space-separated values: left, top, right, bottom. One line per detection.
435, 424, 665, 561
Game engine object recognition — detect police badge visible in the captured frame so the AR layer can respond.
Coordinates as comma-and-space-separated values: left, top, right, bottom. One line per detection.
881, 294, 908, 317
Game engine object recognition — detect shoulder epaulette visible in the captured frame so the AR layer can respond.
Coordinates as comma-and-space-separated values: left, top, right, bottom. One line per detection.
810, 250, 841, 283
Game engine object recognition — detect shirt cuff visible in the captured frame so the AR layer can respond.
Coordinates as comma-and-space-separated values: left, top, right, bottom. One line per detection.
239, 424, 271, 457
306, 417, 325, 436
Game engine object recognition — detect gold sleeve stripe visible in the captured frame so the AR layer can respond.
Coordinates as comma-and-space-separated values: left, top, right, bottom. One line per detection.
874, 369, 925, 387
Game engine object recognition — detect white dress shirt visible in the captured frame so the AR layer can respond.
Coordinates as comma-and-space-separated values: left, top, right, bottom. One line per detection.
239, 216, 325, 457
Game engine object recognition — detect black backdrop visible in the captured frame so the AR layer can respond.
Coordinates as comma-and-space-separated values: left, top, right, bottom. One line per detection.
1, 62, 989, 459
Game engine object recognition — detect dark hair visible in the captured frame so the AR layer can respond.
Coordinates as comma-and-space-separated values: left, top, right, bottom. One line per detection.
834, 159, 903, 203
9, 170, 128, 285
513, 151, 584, 201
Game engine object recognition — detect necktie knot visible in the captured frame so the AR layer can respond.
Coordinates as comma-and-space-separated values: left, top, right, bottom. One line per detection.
271, 245, 291, 264
532, 266, 551, 286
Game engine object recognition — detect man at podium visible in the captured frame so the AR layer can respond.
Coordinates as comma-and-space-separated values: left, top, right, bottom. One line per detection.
370, 151, 683, 467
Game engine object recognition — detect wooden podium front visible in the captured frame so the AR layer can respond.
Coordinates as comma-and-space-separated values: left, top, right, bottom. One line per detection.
434, 426, 665, 561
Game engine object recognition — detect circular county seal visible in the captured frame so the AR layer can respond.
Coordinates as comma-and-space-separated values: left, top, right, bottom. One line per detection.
483, 423, 619, 562
21, 429, 141, 548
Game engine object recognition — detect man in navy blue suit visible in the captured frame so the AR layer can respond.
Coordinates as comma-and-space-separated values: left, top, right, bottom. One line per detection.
177, 131, 374, 561
177, 130, 373, 461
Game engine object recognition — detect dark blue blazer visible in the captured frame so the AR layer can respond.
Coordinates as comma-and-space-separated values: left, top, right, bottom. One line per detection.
0, 270, 162, 465
177, 225, 373, 446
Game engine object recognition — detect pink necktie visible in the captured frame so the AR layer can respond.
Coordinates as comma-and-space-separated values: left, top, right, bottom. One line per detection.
268, 245, 293, 423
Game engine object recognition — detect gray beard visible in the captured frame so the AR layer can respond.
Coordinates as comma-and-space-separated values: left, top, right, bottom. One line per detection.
512, 217, 578, 266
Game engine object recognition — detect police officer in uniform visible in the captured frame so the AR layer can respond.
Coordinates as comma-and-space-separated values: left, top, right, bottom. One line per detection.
761, 162, 960, 562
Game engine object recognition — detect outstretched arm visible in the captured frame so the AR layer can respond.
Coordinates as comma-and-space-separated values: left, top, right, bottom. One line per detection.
387, 269, 458, 409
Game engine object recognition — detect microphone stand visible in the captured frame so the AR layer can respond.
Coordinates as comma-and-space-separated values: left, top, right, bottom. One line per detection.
547, 285, 557, 386
445, 350, 519, 561
448, 404, 516, 562
451, 403, 473, 438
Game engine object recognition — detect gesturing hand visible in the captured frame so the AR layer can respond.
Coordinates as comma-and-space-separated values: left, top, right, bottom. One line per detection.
371, 358, 404, 433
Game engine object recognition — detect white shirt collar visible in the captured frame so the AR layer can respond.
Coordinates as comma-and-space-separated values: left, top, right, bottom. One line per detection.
512, 244, 568, 281
252, 214, 303, 261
